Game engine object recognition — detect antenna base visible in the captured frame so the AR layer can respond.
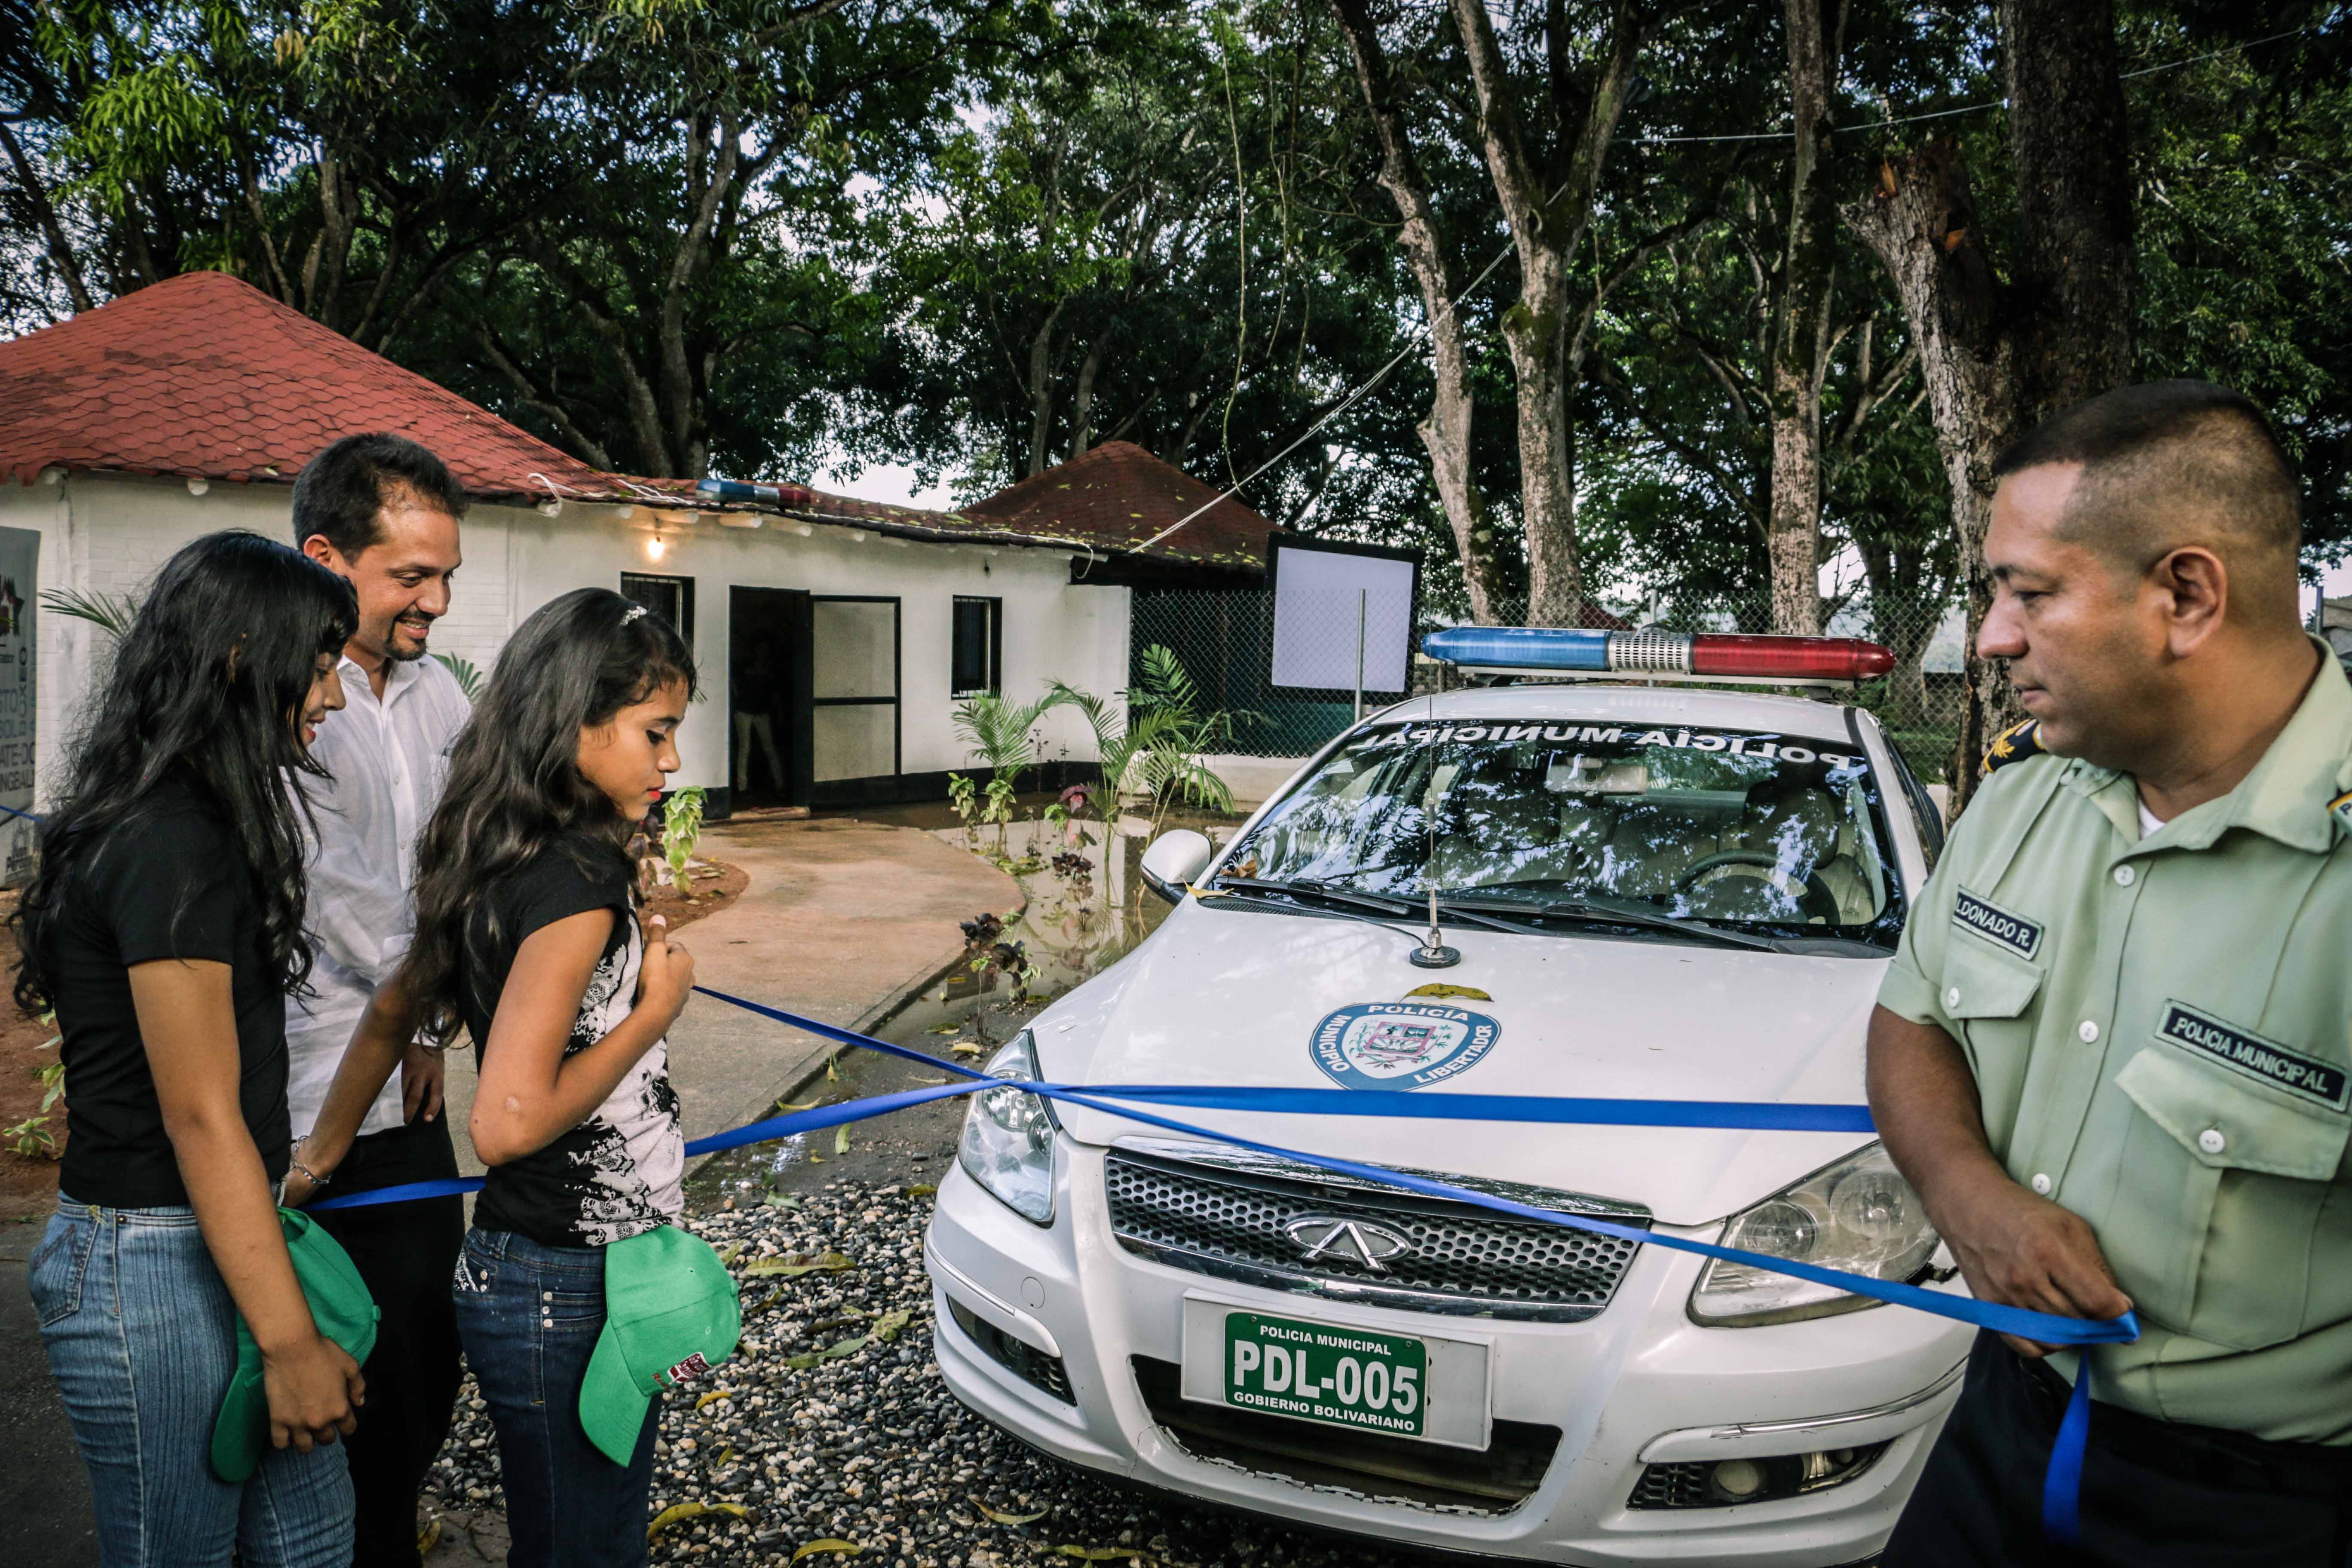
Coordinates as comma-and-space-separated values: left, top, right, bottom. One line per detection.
1408, 944, 1461, 969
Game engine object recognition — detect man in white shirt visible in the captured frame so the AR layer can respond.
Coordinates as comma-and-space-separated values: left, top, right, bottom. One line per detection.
288, 433, 471, 1567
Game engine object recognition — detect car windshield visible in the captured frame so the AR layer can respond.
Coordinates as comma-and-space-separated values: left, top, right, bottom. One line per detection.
1220, 717, 1903, 945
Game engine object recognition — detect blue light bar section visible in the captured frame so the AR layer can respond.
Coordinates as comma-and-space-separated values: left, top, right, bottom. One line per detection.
696, 477, 775, 502
1422, 625, 1612, 671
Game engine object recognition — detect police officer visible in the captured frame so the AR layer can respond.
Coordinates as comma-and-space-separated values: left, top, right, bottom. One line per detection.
1871, 380, 2352, 1565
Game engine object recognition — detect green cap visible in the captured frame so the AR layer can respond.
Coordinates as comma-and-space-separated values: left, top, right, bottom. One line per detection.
579, 1224, 741, 1465
210, 1208, 380, 1483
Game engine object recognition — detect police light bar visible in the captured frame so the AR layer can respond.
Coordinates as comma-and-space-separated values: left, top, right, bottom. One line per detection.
695, 477, 814, 507
1422, 626, 1896, 687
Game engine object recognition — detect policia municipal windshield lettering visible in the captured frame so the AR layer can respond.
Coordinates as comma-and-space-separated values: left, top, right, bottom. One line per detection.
1224, 721, 1908, 946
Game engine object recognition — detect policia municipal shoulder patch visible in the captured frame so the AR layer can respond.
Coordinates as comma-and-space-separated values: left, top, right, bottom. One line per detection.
1980, 718, 2046, 777
2157, 1001, 2350, 1112
1953, 888, 2043, 960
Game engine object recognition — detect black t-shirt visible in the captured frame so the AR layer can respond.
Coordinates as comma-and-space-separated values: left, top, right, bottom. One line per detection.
462, 836, 682, 1248
52, 780, 291, 1208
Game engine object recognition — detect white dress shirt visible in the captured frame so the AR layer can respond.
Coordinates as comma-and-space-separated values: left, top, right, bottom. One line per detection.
287, 652, 472, 1137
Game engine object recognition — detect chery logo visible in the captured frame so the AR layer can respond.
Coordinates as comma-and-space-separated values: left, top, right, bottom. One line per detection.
1281, 1214, 1415, 1272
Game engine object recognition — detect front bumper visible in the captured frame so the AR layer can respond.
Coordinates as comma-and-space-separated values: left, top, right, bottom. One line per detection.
925, 1140, 1972, 1567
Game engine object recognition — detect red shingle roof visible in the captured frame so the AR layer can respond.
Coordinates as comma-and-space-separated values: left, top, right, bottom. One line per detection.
0, 275, 1276, 570
0, 271, 629, 503
959, 441, 1274, 572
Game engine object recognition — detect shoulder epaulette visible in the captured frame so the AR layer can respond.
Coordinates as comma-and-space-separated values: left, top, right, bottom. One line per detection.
1980, 718, 2046, 778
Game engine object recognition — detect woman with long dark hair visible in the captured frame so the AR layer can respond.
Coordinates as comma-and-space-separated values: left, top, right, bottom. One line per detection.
17, 531, 367, 1566
295, 588, 705, 1567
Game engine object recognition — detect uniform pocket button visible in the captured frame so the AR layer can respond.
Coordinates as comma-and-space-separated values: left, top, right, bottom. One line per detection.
1945, 986, 1962, 1010
2030, 1173, 2053, 1195
2113, 865, 2135, 887
2198, 1128, 2226, 1155
2078, 1020, 2100, 1043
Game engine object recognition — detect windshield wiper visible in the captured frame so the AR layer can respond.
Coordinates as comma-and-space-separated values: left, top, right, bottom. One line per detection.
1217, 876, 1544, 938
1435, 891, 1787, 953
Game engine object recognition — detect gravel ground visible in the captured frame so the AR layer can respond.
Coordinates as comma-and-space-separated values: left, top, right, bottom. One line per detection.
420, 1177, 1410, 1568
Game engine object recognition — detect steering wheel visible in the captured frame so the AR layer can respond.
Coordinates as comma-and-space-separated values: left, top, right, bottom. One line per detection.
1674, 851, 1842, 924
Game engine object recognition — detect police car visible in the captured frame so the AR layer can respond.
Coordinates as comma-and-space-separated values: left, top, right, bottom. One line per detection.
925, 627, 1970, 1566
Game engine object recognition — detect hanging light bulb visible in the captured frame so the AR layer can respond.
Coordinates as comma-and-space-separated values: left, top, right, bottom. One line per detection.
647, 531, 667, 560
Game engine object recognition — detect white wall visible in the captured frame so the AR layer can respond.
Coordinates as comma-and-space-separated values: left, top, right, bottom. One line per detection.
502, 505, 1127, 789
0, 472, 1128, 803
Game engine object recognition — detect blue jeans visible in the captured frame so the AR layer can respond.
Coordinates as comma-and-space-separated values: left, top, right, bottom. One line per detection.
452, 1228, 658, 1568
28, 1197, 354, 1568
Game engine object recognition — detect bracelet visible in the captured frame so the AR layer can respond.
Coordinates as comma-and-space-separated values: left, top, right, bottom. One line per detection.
288, 1142, 332, 1188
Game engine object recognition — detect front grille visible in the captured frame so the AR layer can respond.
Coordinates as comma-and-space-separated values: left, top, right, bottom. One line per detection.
1104, 1144, 1648, 1322
1132, 1356, 1559, 1512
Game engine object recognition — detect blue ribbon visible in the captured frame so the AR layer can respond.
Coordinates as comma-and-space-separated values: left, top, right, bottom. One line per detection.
309, 982, 2130, 1544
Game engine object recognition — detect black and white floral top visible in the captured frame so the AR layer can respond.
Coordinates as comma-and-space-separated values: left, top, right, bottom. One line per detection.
461, 835, 683, 1247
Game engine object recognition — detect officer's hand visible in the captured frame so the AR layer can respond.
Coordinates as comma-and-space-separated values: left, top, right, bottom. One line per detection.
1942, 1173, 2133, 1357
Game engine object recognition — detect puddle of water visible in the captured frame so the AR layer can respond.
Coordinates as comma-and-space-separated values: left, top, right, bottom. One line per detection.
891, 808, 1246, 1051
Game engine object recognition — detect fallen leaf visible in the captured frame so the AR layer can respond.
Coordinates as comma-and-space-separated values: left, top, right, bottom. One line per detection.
949, 1043, 983, 1057
717, 1242, 743, 1267
646, 1501, 753, 1542
871, 1309, 914, 1342
910, 1075, 949, 1085
927, 1022, 961, 1035
825, 1054, 840, 1082
791, 1542, 863, 1562
742, 1251, 855, 1279
784, 1334, 870, 1369
694, 1387, 734, 1411
833, 1124, 851, 1155
970, 1498, 1048, 1526
714, 1446, 736, 1467
775, 1099, 821, 1112
763, 1192, 803, 1210
908, 1183, 938, 1197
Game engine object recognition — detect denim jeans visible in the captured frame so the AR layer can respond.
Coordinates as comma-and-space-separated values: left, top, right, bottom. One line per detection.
28, 1197, 354, 1568
452, 1228, 658, 1568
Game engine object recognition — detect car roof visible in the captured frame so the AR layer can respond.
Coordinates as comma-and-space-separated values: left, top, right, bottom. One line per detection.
1366, 681, 1868, 746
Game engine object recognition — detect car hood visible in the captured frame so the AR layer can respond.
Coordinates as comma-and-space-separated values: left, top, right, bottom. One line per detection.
1036, 903, 1885, 1227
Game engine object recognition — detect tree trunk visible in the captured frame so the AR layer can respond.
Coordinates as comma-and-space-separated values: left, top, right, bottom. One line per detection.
1765, 0, 1844, 637
2001, 0, 2134, 426
0, 120, 95, 313
1449, 0, 1645, 628
1025, 299, 1068, 478
1846, 0, 2132, 814
1329, 0, 1506, 623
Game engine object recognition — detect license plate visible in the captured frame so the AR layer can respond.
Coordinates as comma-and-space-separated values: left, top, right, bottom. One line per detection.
1219, 1310, 1430, 1437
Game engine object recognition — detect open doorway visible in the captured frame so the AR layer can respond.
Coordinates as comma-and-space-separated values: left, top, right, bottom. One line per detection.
728, 586, 812, 809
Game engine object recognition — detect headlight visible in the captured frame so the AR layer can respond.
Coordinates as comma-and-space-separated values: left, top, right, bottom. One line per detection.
1688, 1143, 1939, 1326
957, 1032, 1057, 1224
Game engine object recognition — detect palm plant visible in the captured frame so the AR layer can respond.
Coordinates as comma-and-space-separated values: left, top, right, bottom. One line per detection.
1052, 644, 1257, 827
950, 687, 1073, 852
40, 587, 140, 639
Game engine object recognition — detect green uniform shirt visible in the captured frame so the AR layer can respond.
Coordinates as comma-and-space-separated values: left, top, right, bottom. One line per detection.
1880, 645, 2352, 1444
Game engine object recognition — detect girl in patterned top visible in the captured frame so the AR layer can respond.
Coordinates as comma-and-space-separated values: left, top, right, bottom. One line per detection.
295, 588, 697, 1567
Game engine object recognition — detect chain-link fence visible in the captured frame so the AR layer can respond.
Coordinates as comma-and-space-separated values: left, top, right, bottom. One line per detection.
1134, 585, 1972, 780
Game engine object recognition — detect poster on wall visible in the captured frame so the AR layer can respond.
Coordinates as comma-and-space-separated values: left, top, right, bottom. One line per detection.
0, 529, 34, 886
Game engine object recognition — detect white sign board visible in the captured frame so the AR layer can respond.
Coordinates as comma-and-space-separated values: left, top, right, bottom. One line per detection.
0, 528, 34, 885
1268, 539, 1417, 695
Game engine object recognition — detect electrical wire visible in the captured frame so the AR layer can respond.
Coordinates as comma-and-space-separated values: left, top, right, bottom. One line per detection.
1128, 15, 2334, 555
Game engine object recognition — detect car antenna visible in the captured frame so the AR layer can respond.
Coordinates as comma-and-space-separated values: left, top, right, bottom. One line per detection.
1409, 688, 1459, 969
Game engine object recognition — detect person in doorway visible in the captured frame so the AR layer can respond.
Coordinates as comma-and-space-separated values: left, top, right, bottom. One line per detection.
1869, 381, 2352, 1565
285, 432, 472, 1565
732, 639, 783, 794
16, 532, 366, 1566
291, 590, 716, 1567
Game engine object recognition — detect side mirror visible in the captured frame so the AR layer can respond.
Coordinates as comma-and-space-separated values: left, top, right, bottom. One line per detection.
1138, 829, 1215, 905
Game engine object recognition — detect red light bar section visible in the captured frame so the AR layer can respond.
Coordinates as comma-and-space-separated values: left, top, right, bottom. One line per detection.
1688, 634, 1895, 681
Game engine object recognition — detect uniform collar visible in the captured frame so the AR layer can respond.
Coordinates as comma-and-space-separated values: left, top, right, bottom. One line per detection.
2064, 639, 2352, 857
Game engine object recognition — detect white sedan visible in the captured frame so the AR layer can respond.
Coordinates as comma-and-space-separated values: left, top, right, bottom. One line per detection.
925, 633, 1970, 1566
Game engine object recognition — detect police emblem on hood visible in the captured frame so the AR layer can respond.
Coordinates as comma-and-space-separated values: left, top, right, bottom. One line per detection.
1310, 1001, 1500, 1090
